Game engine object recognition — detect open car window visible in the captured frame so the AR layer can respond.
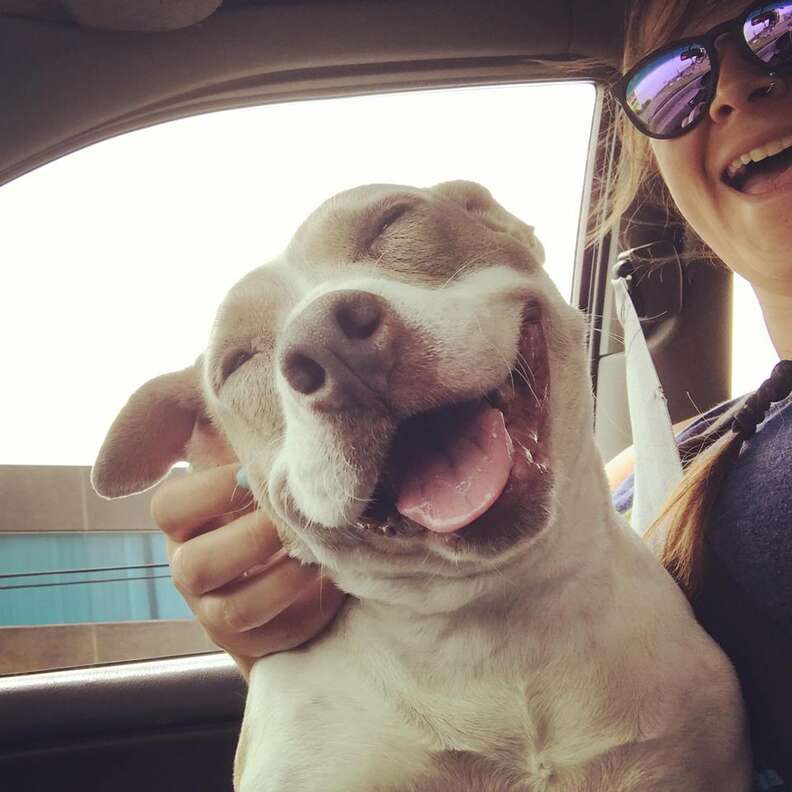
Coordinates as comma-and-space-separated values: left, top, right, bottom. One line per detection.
0, 81, 596, 676
732, 276, 778, 397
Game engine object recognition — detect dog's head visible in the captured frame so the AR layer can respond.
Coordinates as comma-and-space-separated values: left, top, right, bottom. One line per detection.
94, 181, 592, 610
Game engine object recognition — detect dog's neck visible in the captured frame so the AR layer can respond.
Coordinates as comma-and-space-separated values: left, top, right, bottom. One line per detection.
343, 434, 619, 674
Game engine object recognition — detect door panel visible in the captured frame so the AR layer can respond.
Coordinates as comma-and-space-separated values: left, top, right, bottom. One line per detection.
0, 655, 245, 791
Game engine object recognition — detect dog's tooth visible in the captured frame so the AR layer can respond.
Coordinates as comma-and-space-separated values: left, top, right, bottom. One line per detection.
382, 521, 398, 537
492, 385, 515, 410
527, 429, 539, 444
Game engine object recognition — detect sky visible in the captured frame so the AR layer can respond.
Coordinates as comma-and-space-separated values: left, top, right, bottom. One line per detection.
0, 82, 777, 466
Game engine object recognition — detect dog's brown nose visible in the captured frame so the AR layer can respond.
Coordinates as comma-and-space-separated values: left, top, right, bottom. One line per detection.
280, 290, 400, 413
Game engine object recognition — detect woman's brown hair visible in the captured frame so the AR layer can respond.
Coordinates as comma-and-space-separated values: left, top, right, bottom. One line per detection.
601, 0, 791, 597
654, 363, 792, 595
598, 0, 727, 241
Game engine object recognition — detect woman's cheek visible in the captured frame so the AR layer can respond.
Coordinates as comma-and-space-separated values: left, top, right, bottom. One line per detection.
651, 140, 699, 221
650, 139, 730, 258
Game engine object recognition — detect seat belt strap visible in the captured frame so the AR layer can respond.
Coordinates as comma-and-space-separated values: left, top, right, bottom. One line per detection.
612, 276, 683, 536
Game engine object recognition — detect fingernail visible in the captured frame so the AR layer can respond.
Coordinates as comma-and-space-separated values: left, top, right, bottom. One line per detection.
235, 467, 250, 490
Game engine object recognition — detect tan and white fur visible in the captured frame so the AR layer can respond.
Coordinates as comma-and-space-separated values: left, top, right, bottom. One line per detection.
93, 181, 750, 791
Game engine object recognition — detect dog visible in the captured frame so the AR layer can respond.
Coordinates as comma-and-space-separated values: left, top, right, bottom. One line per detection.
93, 181, 750, 791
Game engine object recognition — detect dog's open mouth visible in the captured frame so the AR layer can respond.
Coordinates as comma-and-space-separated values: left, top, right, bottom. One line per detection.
357, 307, 550, 541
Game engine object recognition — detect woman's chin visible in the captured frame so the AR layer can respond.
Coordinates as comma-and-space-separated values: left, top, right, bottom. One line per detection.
702, 187, 792, 291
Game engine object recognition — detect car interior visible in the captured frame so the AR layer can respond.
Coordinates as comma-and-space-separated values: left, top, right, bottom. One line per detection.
0, 1, 734, 790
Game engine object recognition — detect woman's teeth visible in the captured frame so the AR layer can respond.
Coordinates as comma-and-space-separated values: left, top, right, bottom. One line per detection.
725, 134, 792, 183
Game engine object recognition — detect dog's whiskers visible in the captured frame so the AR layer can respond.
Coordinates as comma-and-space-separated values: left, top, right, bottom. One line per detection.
513, 352, 544, 407
438, 252, 492, 290
469, 307, 516, 395
439, 261, 474, 290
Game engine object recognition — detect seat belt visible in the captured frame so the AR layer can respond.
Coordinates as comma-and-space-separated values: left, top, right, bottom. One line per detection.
612, 273, 683, 537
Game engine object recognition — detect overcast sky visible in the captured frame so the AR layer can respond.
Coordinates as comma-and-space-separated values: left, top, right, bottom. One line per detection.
0, 82, 775, 466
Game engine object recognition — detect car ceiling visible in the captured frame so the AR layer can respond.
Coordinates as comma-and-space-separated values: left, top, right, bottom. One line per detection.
0, 0, 626, 185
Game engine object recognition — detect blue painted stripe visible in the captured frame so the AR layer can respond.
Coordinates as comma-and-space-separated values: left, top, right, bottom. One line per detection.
0, 533, 190, 625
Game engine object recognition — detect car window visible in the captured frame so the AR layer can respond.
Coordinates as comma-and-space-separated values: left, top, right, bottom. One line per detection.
0, 81, 596, 676
732, 276, 779, 397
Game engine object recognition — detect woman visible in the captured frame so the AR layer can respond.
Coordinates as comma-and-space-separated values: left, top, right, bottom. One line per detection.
154, 0, 792, 784
607, 2, 792, 784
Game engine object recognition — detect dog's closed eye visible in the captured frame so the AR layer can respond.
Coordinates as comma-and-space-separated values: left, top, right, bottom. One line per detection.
368, 203, 411, 249
220, 348, 253, 385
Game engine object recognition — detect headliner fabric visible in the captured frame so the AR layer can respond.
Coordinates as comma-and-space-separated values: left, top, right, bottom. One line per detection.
63, 0, 222, 31
1, 0, 222, 30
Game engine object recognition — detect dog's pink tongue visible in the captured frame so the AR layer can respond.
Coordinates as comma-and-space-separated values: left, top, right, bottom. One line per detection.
396, 406, 514, 533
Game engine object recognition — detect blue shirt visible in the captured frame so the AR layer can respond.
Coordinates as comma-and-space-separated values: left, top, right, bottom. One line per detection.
613, 394, 792, 789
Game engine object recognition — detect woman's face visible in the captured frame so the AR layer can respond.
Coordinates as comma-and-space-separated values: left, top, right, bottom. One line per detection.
649, 2, 792, 297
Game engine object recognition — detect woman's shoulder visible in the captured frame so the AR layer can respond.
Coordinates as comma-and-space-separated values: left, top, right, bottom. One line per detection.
610, 393, 792, 782
706, 392, 792, 618
610, 392, 792, 515
675, 395, 742, 442
609, 396, 738, 514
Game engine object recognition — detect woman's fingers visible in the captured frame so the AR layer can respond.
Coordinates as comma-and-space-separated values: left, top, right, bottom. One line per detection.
208, 575, 347, 660
168, 509, 284, 596
196, 553, 328, 634
150, 462, 348, 670
151, 463, 254, 542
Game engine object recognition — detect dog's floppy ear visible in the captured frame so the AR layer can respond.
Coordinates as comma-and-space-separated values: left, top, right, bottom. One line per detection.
92, 360, 234, 498
429, 180, 545, 264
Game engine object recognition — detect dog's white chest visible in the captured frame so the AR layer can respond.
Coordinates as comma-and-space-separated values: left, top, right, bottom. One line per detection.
236, 564, 750, 792
236, 607, 643, 792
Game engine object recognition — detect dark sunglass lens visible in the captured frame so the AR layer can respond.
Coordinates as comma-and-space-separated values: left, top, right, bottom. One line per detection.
744, 2, 792, 68
625, 44, 713, 136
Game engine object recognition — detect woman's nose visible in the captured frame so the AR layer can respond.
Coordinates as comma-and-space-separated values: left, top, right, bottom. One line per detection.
708, 36, 786, 124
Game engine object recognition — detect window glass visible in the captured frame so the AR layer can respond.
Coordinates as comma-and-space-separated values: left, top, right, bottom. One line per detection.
0, 533, 188, 625
0, 82, 596, 675
731, 275, 778, 397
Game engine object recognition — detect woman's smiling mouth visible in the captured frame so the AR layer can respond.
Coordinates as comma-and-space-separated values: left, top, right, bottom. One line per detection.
723, 133, 792, 194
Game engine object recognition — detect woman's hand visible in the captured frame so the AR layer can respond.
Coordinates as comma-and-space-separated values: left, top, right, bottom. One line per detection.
150, 464, 346, 679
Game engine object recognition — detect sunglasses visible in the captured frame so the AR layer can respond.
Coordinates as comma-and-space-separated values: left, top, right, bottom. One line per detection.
613, 0, 792, 139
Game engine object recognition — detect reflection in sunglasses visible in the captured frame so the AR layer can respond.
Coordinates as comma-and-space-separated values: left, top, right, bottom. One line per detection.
617, 1, 792, 137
